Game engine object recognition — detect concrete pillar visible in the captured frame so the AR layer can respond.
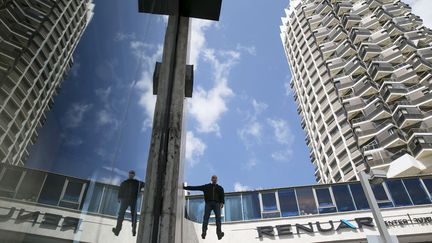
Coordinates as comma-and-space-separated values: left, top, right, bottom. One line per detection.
136, 15, 190, 243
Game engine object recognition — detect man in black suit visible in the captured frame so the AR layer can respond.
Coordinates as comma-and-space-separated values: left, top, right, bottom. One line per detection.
112, 170, 144, 237
184, 175, 225, 240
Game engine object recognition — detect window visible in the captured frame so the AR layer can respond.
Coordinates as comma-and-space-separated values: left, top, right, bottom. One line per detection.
315, 187, 336, 213
188, 198, 205, 223
0, 167, 23, 198
422, 177, 432, 195
99, 186, 120, 216
386, 180, 412, 207
332, 185, 356, 212
88, 183, 105, 213
403, 178, 431, 205
371, 183, 393, 208
15, 170, 46, 202
59, 179, 86, 209
296, 187, 317, 215
261, 192, 280, 218
224, 195, 242, 222
242, 192, 261, 220
38, 174, 66, 206
349, 183, 370, 210
278, 189, 299, 217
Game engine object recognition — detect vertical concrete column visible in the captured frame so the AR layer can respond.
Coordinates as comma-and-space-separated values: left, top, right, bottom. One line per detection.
137, 15, 189, 243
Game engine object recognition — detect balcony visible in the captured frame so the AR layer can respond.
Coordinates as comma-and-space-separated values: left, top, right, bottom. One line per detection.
408, 135, 432, 159
375, 8, 392, 22
392, 65, 418, 84
343, 97, 366, 119
404, 30, 428, 44
350, 27, 372, 44
359, 43, 382, 62
335, 1, 352, 16
361, 15, 380, 31
308, 14, 322, 29
327, 26, 348, 43
352, 78, 379, 97
326, 57, 345, 76
314, 27, 330, 44
417, 47, 432, 62
379, 46, 404, 64
407, 128, 432, 142
410, 55, 432, 73
334, 75, 355, 95
303, 2, 317, 17
385, 21, 405, 37
342, 13, 361, 31
369, 29, 392, 46
344, 57, 367, 76
335, 40, 356, 59
368, 61, 394, 80
355, 122, 394, 146
393, 16, 420, 31
352, 101, 392, 124
322, 12, 338, 28
320, 42, 338, 59
395, 37, 417, 54
376, 128, 406, 149
352, 2, 369, 16
380, 83, 424, 103
314, 1, 332, 16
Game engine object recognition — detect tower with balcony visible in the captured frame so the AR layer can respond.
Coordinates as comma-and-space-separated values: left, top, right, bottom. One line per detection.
281, 0, 432, 183
0, 0, 94, 166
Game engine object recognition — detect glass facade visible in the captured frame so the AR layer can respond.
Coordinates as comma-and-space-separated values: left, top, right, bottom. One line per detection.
186, 175, 432, 223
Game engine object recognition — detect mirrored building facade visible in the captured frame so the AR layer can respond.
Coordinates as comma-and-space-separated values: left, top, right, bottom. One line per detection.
281, 0, 432, 183
0, 0, 94, 166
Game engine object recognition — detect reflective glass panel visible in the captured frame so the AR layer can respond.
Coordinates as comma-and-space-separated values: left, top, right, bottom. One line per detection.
261, 192, 278, 211
100, 186, 120, 216
242, 192, 261, 220
225, 195, 242, 222
0, 168, 23, 197
332, 184, 355, 212
386, 180, 412, 207
37, 174, 65, 206
296, 187, 317, 215
403, 178, 431, 205
188, 198, 205, 223
15, 170, 46, 202
422, 178, 432, 195
371, 183, 393, 208
87, 183, 105, 213
278, 189, 299, 217
349, 183, 370, 210
315, 187, 336, 213
62, 180, 84, 202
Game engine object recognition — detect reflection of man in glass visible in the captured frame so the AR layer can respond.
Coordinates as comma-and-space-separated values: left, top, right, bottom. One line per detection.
184, 175, 225, 240
112, 170, 144, 237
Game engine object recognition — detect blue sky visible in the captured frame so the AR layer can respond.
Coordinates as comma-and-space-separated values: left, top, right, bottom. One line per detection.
27, 0, 432, 192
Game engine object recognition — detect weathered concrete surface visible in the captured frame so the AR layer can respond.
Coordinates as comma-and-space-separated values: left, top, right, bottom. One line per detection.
137, 15, 190, 243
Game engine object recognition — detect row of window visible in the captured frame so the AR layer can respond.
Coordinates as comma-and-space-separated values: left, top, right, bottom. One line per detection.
186, 176, 432, 223
0, 165, 141, 218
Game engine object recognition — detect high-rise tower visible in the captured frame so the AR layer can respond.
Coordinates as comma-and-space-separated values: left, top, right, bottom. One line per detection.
0, 0, 94, 166
281, 0, 432, 183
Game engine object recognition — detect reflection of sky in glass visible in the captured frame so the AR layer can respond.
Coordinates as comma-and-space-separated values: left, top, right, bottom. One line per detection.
26, 0, 166, 184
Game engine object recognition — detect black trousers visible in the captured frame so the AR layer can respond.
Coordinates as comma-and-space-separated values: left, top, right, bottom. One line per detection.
202, 201, 222, 235
115, 198, 137, 231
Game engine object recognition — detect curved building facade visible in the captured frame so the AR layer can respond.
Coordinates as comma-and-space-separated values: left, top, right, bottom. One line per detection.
0, 0, 94, 166
281, 0, 432, 183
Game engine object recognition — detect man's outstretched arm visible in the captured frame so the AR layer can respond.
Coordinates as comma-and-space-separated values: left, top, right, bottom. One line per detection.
183, 184, 206, 191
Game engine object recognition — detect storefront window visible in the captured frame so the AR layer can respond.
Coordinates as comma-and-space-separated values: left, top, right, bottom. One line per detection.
422, 177, 432, 195
278, 189, 299, 217
296, 187, 317, 215
371, 183, 393, 208
59, 180, 86, 209
315, 187, 337, 213
15, 170, 46, 202
386, 180, 412, 207
242, 192, 261, 220
224, 195, 242, 222
402, 178, 431, 205
99, 186, 120, 216
349, 183, 370, 210
332, 184, 355, 212
87, 183, 105, 213
37, 174, 66, 206
188, 198, 205, 223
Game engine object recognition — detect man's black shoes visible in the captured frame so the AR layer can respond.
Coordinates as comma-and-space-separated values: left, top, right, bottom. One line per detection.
201, 233, 206, 239
112, 227, 120, 236
217, 232, 224, 240
132, 229, 136, 236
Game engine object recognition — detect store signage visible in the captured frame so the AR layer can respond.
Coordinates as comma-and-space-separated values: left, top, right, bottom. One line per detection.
384, 214, 432, 227
0, 207, 81, 233
257, 217, 374, 238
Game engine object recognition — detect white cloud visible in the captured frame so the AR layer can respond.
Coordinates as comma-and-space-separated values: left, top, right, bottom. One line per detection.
114, 32, 136, 42
245, 158, 258, 169
130, 41, 163, 130
404, 0, 432, 28
95, 86, 112, 104
238, 99, 267, 147
234, 182, 251, 192
62, 103, 92, 128
267, 118, 294, 145
63, 136, 83, 147
189, 19, 215, 67
185, 131, 207, 167
96, 110, 117, 126
188, 49, 239, 135
271, 150, 293, 162
236, 44, 257, 56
